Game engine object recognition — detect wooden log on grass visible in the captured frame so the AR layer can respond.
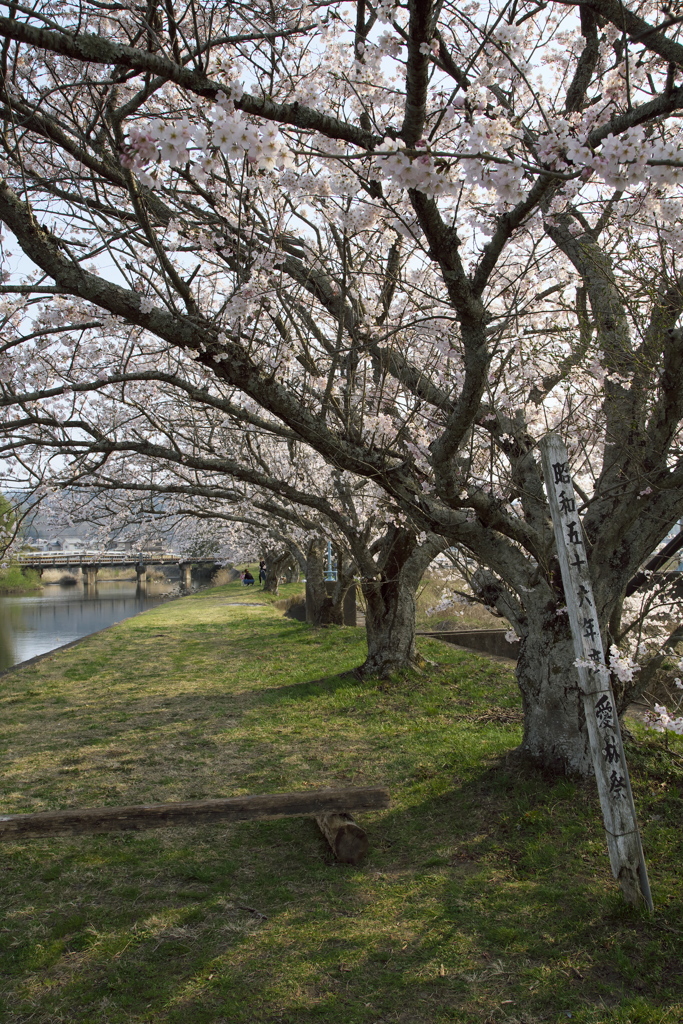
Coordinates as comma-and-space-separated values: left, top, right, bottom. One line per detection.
0, 786, 390, 841
315, 811, 369, 865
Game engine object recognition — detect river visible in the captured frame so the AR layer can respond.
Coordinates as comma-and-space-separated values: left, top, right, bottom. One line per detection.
0, 580, 177, 672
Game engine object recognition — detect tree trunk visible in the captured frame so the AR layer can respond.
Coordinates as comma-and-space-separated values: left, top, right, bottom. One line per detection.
262, 574, 279, 594
306, 537, 327, 620
515, 612, 593, 775
306, 537, 346, 625
262, 548, 295, 595
360, 574, 420, 676
471, 568, 596, 775
284, 564, 300, 583
355, 528, 445, 678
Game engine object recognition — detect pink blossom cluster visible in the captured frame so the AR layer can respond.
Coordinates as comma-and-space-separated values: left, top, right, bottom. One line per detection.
121, 89, 288, 185
647, 703, 683, 735
607, 644, 640, 684
575, 645, 640, 685
376, 31, 403, 58
120, 126, 160, 170
376, 1, 398, 25
363, 410, 398, 444
592, 129, 649, 188
488, 23, 529, 73
373, 139, 459, 198
538, 121, 683, 189
424, 594, 465, 617
419, 39, 439, 57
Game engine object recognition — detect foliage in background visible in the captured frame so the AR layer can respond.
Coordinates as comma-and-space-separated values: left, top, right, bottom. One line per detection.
416, 562, 504, 632
0, 492, 16, 558
0, 563, 42, 594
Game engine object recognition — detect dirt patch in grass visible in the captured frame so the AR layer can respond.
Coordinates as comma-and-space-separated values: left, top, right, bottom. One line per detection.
1, 578, 682, 1023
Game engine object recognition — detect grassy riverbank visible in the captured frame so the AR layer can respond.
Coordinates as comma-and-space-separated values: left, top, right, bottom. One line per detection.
0, 564, 42, 593
1, 582, 682, 1024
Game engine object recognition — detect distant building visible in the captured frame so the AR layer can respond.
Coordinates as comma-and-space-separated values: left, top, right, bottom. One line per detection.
59, 537, 88, 552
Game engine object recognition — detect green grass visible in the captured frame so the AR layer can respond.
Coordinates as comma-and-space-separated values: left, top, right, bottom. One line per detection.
1, 579, 682, 1023
0, 563, 42, 593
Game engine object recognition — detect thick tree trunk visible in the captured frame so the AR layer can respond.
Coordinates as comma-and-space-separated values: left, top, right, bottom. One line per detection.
472, 561, 645, 776
360, 575, 420, 676
284, 564, 300, 583
471, 568, 597, 775
306, 537, 329, 621
305, 538, 348, 625
288, 541, 307, 582
262, 548, 295, 595
262, 574, 279, 594
355, 528, 445, 678
475, 569, 598, 774
516, 613, 593, 775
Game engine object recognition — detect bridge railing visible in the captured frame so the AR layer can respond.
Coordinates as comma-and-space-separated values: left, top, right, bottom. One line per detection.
14, 551, 186, 566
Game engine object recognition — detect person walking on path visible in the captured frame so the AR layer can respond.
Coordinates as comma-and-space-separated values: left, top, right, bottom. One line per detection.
259, 560, 267, 586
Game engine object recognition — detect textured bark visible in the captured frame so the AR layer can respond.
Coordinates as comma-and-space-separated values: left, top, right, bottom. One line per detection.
287, 540, 308, 579
305, 537, 334, 623
361, 574, 420, 677
262, 570, 279, 594
515, 616, 593, 775
471, 569, 596, 775
356, 528, 445, 678
305, 538, 352, 625
320, 588, 346, 625
261, 547, 295, 595
284, 563, 300, 583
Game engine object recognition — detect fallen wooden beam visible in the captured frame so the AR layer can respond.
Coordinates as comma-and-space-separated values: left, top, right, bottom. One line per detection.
315, 811, 369, 865
0, 786, 390, 841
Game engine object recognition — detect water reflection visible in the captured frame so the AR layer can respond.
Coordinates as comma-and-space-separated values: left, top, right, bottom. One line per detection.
0, 581, 176, 671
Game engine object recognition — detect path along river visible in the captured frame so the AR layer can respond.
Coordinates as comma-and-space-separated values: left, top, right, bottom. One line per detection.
0, 580, 176, 672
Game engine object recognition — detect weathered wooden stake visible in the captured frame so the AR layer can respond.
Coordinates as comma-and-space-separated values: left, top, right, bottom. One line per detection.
540, 435, 653, 911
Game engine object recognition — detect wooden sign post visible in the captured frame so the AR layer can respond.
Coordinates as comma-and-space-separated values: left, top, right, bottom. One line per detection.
540, 434, 653, 911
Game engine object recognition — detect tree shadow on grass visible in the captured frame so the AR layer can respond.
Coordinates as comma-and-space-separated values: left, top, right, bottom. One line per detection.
230, 669, 361, 708
3, 751, 681, 1024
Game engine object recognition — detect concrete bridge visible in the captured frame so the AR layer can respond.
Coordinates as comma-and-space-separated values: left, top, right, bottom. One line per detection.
16, 551, 221, 588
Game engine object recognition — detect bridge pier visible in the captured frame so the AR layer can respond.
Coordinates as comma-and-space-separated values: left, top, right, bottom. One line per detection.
135, 563, 147, 590
83, 564, 99, 588
179, 562, 192, 589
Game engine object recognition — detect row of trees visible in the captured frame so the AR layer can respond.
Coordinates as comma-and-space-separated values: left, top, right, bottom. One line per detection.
32, 406, 448, 676
2, 0, 683, 772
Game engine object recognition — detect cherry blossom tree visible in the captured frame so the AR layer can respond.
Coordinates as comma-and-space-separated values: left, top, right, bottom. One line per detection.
3, 359, 446, 669
4, 0, 683, 770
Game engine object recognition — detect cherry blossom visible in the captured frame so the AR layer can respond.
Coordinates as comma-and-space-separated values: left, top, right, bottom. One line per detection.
2, 0, 683, 771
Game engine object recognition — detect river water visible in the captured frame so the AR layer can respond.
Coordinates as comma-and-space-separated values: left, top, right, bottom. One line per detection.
0, 581, 176, 672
